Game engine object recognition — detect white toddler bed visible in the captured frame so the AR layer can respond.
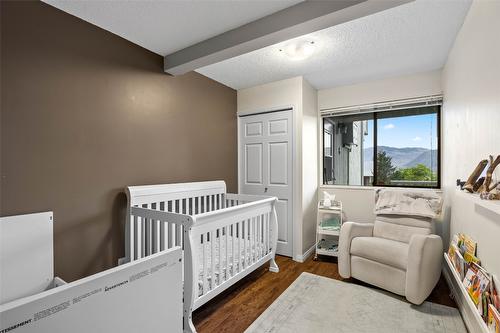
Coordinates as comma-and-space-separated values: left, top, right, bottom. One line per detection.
123, 180, 279, 333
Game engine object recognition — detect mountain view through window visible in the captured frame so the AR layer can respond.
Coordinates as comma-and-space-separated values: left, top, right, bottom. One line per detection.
322, 106, 440, 188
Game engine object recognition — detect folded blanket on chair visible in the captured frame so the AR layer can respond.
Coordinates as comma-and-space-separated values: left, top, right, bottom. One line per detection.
374, 189, 443, 219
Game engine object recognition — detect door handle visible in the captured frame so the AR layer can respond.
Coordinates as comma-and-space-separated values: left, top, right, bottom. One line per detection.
264, 187, 268, 193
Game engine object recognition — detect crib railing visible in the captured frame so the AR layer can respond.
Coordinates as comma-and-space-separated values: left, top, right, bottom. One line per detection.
188, 197, 275, 299
126, 193, 274, 261
183, 195, 277, 332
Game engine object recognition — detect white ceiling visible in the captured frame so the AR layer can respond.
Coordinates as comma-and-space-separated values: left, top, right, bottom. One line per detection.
197, 0, 472, 90
42, 0, 303, 55
44, 0, 471, 91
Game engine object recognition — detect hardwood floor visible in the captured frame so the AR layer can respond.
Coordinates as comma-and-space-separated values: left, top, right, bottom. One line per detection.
193, 255, 456, 333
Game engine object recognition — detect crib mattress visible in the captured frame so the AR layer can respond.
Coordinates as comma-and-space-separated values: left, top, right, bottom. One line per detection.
197, 236, 268, 296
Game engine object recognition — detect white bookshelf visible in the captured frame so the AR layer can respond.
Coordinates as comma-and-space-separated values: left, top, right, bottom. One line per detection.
443, 253, 489, 333
455, 189, 500, 216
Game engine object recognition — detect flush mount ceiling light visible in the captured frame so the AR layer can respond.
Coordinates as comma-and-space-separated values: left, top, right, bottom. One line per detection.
279, 40, 316, 61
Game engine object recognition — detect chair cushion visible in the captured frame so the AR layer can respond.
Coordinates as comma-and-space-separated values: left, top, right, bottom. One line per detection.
373, 220, 432, 243
350, 237, 408, 270
351, 256, 406, 296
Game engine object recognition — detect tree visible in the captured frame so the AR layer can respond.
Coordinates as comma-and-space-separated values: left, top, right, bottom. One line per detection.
376, 151, 396, 185
392, 164, 436, 182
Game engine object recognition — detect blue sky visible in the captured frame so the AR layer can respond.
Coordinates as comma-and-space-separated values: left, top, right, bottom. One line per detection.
364, 114, 438, 149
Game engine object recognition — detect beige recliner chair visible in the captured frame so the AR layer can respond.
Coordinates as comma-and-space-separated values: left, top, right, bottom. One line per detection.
338, 191, 443, 305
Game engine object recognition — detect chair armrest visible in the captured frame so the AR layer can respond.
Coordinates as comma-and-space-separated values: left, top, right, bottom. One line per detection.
405, 234, 443, 305
338, 222, 374, 278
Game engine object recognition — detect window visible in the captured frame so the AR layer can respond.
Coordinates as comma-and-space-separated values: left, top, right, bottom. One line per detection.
322, 105, 440, 188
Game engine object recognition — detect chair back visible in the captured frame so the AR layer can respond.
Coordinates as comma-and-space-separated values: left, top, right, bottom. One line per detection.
373, 214, 433, 243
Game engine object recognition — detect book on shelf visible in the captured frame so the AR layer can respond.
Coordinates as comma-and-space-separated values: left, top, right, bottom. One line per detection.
449, 233, 481, 281
493, 278, 500, 310
450, 244, 466, 279
449, 232, 500, 325
463, 263, 480, 290
460, 233, 477, 257
488, 304, 500, 333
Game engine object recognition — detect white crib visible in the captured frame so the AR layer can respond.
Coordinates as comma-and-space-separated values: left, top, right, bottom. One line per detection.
124, 180, 279, 333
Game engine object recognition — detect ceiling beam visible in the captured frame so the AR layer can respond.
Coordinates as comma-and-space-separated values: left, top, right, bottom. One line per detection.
164, 0, 413, 75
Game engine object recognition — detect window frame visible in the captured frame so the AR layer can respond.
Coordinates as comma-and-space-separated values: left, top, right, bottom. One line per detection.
320, 105, 442, 189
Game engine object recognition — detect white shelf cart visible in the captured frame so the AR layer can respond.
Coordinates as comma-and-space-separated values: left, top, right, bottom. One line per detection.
314, 200, 343, 260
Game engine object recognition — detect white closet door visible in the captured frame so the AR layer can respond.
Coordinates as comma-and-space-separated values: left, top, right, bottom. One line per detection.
239, 109, 293, 257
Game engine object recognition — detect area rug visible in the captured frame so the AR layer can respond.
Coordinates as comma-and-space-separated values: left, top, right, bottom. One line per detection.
245, 272, 466, 333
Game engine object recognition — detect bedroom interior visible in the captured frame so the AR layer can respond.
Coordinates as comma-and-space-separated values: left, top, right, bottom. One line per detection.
0, 0, 499, 332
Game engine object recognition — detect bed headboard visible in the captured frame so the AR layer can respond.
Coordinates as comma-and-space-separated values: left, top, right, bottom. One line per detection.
126, 180, 227, 207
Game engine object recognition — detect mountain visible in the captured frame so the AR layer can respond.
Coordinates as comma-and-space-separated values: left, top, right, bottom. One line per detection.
403, 149, 438, 171
363, 146, 438, 174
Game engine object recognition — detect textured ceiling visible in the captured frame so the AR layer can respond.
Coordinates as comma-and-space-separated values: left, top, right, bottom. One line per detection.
42, 0, 303, 55
197, 0, 472, 90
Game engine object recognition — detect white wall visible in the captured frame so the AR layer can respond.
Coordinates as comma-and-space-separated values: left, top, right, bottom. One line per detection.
441, 0, 500, 277
319, 70, 443, 223
238, 76, 302, 114
318, 70, 442, 110
302, 79, 318, 253
237, 76, 318, 260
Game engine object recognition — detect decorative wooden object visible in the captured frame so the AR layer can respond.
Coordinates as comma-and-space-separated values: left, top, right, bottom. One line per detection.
463, 160, 488, 193
482, 183, 500, 200
489, 181, 500, 192
472, 177, 485, 192
478, 155, 500, 193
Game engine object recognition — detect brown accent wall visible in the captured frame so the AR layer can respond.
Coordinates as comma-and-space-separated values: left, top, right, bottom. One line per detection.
0, 1, 237, 281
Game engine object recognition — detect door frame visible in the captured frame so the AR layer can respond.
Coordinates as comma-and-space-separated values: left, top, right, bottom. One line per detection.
237, 105, 298, 260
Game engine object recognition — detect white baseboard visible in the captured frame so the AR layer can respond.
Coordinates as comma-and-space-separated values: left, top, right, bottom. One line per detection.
294, 244, 316, 263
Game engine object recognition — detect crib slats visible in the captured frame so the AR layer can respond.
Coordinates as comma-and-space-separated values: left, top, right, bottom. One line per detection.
259, 214, 263, 259
256, 216, 259, 261
253, 217, 257, 263
210, 230, 215, 291
263, 213, 267, 256
143, 204, 149, 256
248, 217, 252, 264
258, 215, 261, 259
237, 222, 240, 272
256, 215, 260, 260
245, 219, 249, 268
217, 228, 221, 286
231, 224, 235, 277
266, 213, 270, 254
252, 217, 256, 263
203, 233, 208, 295
263, 213, 266, 255
132, 214, 138, 260
225, 226, 228, 280
262, 214, 265, 257
241, 220, 244, 269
